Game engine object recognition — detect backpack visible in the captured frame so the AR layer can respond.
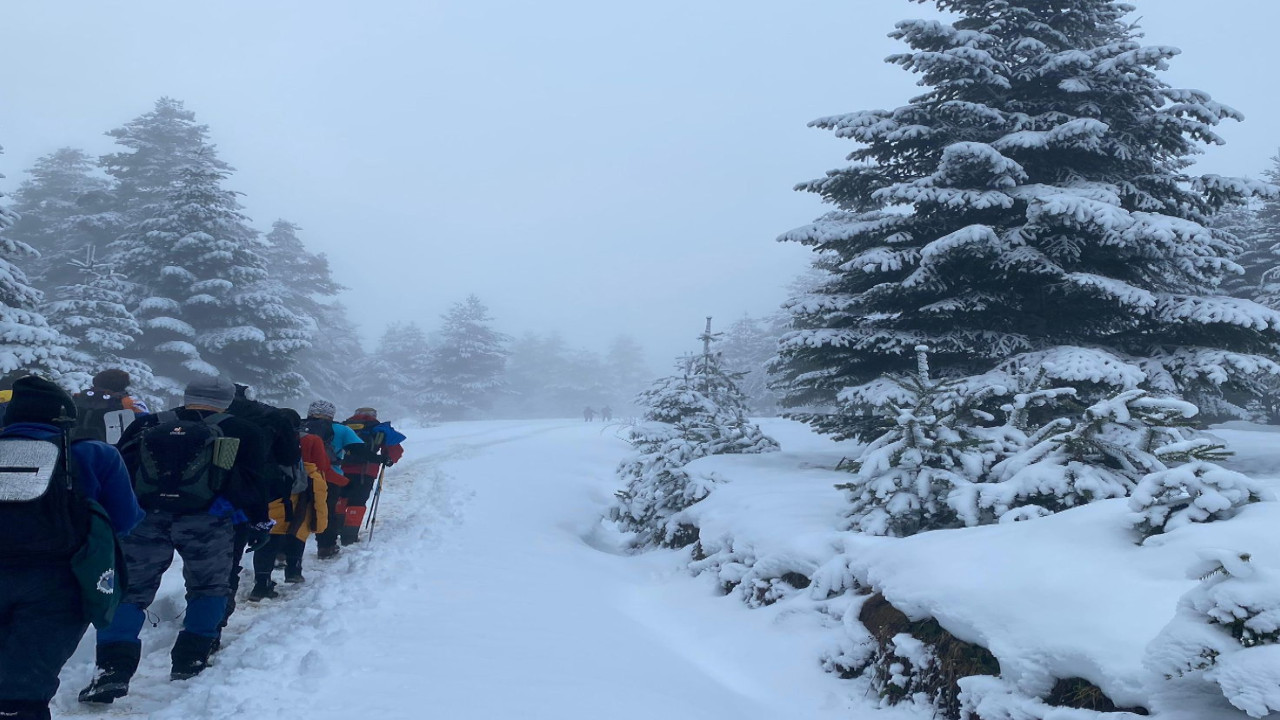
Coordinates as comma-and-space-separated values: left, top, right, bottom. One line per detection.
342, 420, 386, 464
0, 433, 90, 564
301, 418, 339, 465
133, 412, 238, 513
73, 390, 136, 444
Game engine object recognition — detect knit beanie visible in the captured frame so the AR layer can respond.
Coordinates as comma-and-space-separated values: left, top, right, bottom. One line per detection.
92, 368, 131, 394
3, 376, 77, 426
354, 407, 378, 419
183, 375, 236, 411
307, 400, 337, 419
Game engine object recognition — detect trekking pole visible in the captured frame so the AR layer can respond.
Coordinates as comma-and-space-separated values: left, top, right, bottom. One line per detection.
365, 463, 387, 542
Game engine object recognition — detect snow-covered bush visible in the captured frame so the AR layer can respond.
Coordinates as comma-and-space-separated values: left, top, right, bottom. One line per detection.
612, 323, 779, 548
1147, 550, 1280, 718
838, 346, 1001, 536
979, 390, 1219, 522
1128, 462, 1271, 540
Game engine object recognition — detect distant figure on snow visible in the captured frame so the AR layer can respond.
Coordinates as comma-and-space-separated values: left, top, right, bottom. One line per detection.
583, 406, 595, 422
600, 405, 613, 422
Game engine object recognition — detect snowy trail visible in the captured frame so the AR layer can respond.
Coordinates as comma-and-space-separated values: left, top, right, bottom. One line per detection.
53, 420, 881, 720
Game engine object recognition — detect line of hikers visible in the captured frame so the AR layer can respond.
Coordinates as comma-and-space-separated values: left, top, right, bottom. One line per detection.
0, 370, 406, 720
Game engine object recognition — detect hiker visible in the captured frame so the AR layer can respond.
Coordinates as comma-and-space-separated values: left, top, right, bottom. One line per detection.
248, 408, 329, 600
0, 376, 143, 720
601, 405, 613, 422
336, 407, 406, 545
71, 369, 149, 444
220, 384, 301, 633
583, 406, 595, 422
80, 376, 271, 703
306, 400, 364, 559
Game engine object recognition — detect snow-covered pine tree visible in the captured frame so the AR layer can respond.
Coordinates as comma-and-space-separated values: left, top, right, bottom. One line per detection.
42, 247, 160, 402
360, 321, 431, 421
774, 0, 1280, 438
420, 295, 509, 421
111, 159, 300, 399
612, 319, 780, 548
719, 313, 785, 416
604, 334, 651, 418
5, 148, 115, 294
0, 146, 87, 385
101, 97, 229, 235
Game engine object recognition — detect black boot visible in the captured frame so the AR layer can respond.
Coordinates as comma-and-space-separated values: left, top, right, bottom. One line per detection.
170, 631, 216, 681
247, 574, 278, 601
339, 525, 360, 545
317, 543, 340, 560
78, 642, 141, 704
284, 559, 305, 584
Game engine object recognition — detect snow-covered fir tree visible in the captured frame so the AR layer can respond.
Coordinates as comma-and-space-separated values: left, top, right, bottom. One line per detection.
719, 313, 785, 416
774, 0, 1280, 438
5, 147, 115, 294
498, 332, 613, 419
42, 247, 160, 401
101, 97, 228, 234
0, 146, 86, 385
612, 319, 779, 548
420, 295, 509, 421
110, 159, 302, 399
361, 321, 431, 421
604, 334, 651, 418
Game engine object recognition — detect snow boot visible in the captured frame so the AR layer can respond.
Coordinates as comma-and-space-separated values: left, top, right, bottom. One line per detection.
170, 631, 216, 681
284, 559, 305, 584
78, 642, 141, 704
339, 525, 360, 546
247, 575, 278, 601
317, 543, 340, 560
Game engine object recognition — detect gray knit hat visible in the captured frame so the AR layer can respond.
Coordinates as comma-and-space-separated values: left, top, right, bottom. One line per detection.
184, 375, 236, 411
307, 399, 337, 419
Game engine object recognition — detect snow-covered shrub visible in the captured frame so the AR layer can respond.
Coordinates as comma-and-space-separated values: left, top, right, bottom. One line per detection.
1128, 462, 1271, 540
979, 390, 1218, 521
1147, 550, 1280, 718
838, 346, 1000, 536
612, 327, 779, 548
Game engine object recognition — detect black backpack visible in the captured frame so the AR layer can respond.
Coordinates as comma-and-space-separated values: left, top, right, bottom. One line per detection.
0, 433, 90, 564
133, 412, 237, 513
72, 390, 131, 444
301, 418, 339, 466
342, 420, 385, 464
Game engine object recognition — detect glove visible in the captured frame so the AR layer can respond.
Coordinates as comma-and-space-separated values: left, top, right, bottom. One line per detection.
381, 456, 395, 467
245, 521, 276, 553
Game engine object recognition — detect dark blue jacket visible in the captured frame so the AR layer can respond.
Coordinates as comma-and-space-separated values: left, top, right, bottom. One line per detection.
0, 422, 144, 536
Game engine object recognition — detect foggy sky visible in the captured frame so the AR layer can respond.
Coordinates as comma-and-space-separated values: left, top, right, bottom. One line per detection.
2, 1, 1278, 367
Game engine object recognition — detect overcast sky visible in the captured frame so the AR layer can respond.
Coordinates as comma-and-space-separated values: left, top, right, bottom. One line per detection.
2, 1, 1278, 366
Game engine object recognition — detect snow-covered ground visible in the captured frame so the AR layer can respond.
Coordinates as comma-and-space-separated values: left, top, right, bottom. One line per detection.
51, 417, 1280, 718
52, 419, 900, 719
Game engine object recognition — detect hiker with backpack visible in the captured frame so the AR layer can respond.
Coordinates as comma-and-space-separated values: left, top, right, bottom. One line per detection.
80, 376, 271, 703
0, 376, 143, 720
305, 400, 364, 560
336, 407, 406, 545
219, 384, 302, 633
248, 408, 329, 600
71, 369, 149, 444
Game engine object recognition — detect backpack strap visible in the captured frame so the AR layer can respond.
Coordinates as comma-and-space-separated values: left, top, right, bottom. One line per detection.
203, 413, 232, 428
158, 411, 179, 425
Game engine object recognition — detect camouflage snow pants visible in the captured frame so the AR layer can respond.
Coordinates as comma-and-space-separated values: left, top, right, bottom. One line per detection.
120, 511, 235, 608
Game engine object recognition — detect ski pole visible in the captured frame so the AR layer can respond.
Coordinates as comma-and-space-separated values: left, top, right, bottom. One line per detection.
365, 463, 387, 541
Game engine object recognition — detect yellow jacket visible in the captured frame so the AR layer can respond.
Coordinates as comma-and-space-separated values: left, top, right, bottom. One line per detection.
269, 457, 329, 540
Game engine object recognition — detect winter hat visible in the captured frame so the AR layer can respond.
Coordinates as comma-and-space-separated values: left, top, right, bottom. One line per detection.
92, 369, 131, 394
183, 375, 237, 411
354, 407, 378, 419
307, 400, 337, 420
4, 375, 77, 426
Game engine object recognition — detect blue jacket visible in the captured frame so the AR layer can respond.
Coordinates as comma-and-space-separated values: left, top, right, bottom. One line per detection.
0, 423, 145, 536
